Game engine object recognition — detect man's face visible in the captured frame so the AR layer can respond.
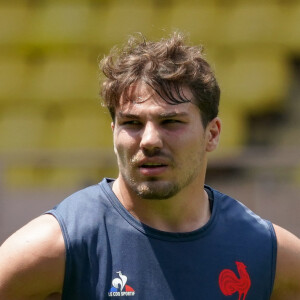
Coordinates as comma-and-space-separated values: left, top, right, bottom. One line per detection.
112, 82, 219, 200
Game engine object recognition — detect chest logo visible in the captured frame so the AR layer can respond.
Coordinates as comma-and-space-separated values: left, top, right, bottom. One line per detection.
108, 271, 135, 297
219, 261, 251, 300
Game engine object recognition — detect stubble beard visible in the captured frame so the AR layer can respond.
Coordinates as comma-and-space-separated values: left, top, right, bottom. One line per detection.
128, 177, 182, 200
119, 155, 203, 200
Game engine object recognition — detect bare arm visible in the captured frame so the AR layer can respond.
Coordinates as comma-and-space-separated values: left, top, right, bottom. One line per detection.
0, 214, 65, 300
271, 224, 300, 300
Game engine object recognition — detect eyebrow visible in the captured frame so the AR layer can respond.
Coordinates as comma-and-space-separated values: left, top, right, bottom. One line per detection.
158, 112, 189, 119
117, 112, 139, 119
117, 111, 189, 119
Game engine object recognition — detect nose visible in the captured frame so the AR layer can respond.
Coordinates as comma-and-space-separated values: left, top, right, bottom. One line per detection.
140, 122, 163, 154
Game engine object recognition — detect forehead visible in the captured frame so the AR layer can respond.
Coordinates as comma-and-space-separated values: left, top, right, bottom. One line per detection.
117, 82, 197, 116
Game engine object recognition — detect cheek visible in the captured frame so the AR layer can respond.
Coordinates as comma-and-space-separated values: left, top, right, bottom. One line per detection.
175, 136, 206, 164
171, 130, 203, 150
114, 131, 138, 157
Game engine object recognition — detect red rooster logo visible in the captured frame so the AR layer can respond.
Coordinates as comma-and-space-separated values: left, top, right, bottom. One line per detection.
219, 261, 251, 300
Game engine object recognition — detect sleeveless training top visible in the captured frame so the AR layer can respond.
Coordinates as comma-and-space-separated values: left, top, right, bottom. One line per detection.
46, 178, 277, 300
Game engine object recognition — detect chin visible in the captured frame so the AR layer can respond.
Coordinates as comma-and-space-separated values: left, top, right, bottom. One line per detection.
134, 180, 181, 200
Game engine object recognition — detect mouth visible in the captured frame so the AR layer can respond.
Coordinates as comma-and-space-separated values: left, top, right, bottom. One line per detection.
140, 163, 167, 168
138, 162, 168, 176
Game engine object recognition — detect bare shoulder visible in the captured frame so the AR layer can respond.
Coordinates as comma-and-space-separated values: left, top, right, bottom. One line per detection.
271, 224, 300, 300
0, 214, 65, 300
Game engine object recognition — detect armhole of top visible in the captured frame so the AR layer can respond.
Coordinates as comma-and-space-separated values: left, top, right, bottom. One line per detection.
44, 210, 72, 300
268, 221, 278, 298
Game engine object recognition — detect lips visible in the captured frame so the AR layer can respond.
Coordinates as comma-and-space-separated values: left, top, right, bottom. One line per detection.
140, 162, 167, 168
138, 160, 169, 176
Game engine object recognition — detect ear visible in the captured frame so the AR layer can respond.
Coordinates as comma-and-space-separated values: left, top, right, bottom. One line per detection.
111, 122, 118, 155
205, 117, 221, 152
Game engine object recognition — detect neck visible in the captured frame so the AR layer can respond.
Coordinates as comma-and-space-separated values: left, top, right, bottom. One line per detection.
112, 177, 211, 233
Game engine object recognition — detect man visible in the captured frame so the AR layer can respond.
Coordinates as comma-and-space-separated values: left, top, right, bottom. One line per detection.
0, 32, 299, 300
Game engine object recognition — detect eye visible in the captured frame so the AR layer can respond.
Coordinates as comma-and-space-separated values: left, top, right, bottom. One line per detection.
162, 119, 182, 124
122, 120, 142, 126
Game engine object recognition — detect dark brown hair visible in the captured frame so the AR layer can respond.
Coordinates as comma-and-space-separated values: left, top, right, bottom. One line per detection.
100, 32, 220, 127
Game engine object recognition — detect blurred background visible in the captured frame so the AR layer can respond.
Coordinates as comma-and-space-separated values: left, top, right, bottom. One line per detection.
0, 0, 299, 242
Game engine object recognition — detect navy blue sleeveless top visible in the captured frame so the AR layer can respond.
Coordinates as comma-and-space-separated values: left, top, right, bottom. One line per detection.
46, 178, 277, 300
